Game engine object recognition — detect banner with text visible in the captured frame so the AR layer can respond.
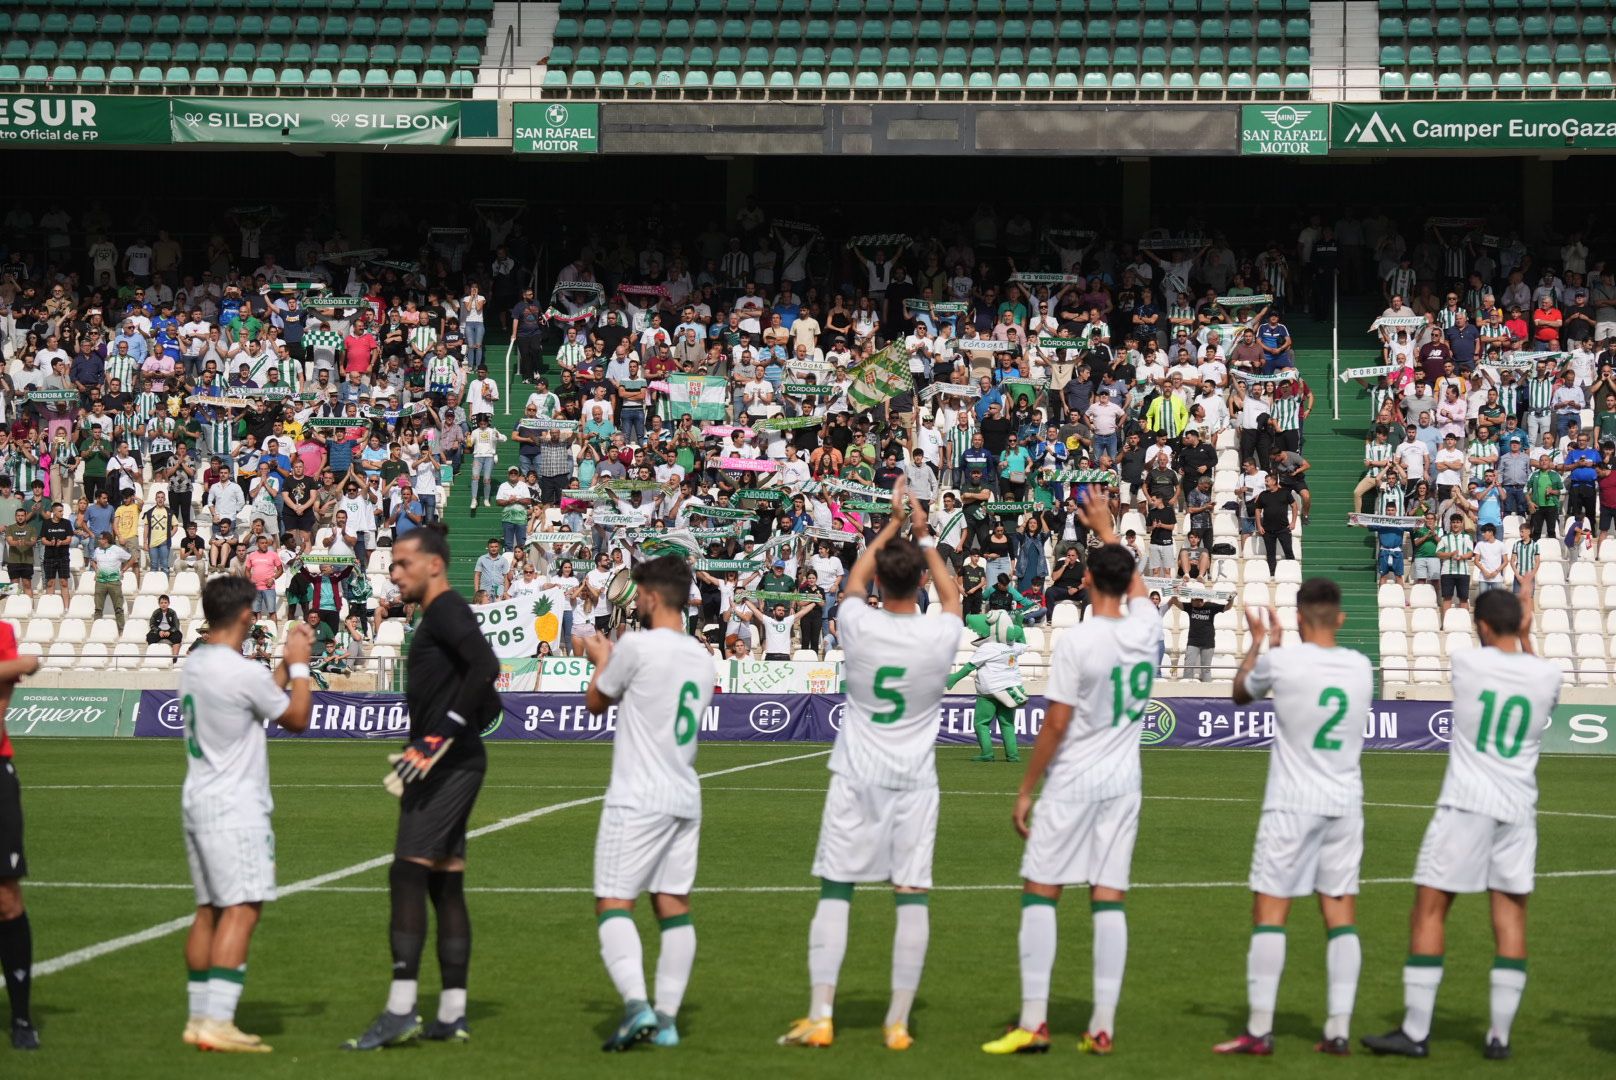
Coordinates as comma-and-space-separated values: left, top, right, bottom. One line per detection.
0, 95, 170, 145
1240, 104, 1330, 157
170, 99, 461, 145
1333, 101, 1616, 151
512, 102, 600, 154
130, 692, 1616, 753
7, 688, 134, 737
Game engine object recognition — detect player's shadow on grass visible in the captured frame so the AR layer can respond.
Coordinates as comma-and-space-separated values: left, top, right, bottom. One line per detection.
1545, 1010, 1616, 1054
236, 999, 330, 1036
1184, 1000, 1317, 1042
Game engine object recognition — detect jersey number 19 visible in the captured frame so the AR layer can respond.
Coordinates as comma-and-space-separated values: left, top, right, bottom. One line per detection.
1110, 662, 1154, 726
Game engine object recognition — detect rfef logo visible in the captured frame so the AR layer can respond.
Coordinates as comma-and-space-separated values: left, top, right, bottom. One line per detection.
157, 698, 185, 731
749, 702, 791, 734
1427, 708, 1453, 743
1140, 699, 1177, 747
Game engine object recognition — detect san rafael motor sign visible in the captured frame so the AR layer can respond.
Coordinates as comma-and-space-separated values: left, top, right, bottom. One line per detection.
1240, 104, 1329, 156
1333, 102, 1616, 151
513, 102, 600, 154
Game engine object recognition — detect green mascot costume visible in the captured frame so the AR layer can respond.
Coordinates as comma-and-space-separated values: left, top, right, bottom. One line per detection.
947, 611, 1029, 762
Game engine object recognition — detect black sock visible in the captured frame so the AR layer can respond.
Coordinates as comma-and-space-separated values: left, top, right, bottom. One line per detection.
0, 912, 31, 1025
389, 860, 430, 983
427, 871, 471, 991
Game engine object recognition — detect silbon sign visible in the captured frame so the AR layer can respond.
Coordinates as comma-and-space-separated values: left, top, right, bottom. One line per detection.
171, 99, 461, 145
1333, 102, 1616, 151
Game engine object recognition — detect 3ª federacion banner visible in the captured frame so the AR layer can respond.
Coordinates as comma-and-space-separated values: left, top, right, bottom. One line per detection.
169, 98, 462, 146
132, 690, 1616, 753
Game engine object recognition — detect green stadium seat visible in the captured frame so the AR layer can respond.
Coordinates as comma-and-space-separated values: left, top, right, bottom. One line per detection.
854, 70, 879, 88
570, 69, 597, 87
831, 19, 857, 40
1466, 71, 1493, 92
1436, 70, 1463, 92
1524, 43, 1549, 65
62, 41, 87, 64
1142, 45, 1166, 65
1168, 71, 1193, 88
1380, 70, 1405, 91
1170, 17, 1195, 38
32, 43, 58, 63
607, 17, 632, 38
1435, 17, 1460, 38
1055, 46, 1081, 68
666, 17, 692, 36
1198, 45, 1223, 66
1553, 44, 1580, 65
1550, 15, 1575, 37
1169, 45, 1193, 66
239, 15, 264, 35
1255, 44, 1281, 65
1521, 16, 1548, 36
1140, 70, 1165, 89
1495, 44, 1521, 65
1497, 71, 1525, 93
820, 70, 847, 88
1051, 71, 1077, 89
371, 44, 398, 65
99, 14, 126, 36
454, 45, 481, 65
1058, 19, 1083, 40
801, 45, 825, 65
1588, 44, 1612, 66
575, 45, 601, 66
48, 64, 75, 84
252, 66, 279, 88
1108, 71, 1134, 90
768, 69, 794, 89
191, 66, 219, 87
631, 45, 656, 67
1253, 69, 1281, 89
1201, 16, 1225, 36
1115, 17, 1141, 37
1406, 44, 1432, 65
113, 42, 140, 64
1083, 71, 1108, 89
792, 69, 818, 88
625, 69, 651, 87
916, 18, 942, 39
854, 45, 880, 68
915, 45, 939, 66
604, 45, 629, 66
1587, 71, 1613, 93
969, 46, 995, 68
1406, 71, 1434, 90
1113, 45, 1138, 65
1256, 17, 1281, 37
127, 14, 153, 35
1002, 17, 1027, 37
886, 45, 910, 68
155, 13, 181, 35
554, 17, 579, 38
200, 43, 229, 66
543, 67, 568, 86
688, 44, 714, 66
1584, 15, 1609, 36
1228, 44, 1253, 65
1465, 45, 1491, 66
1461, 16, 1487, 36
259, 43, 285, 64
1226, 70, 1252, 90
221, 65, 248, 86
827, 46, 853, 67
2, 43, 28, 66
1284, 45, 1308, 66
1283, 70, 1308, 89
1405, 16, 1431, 37
1198, 71, 1222, 89
743, 45, 769, 67
422, 69, 449, 89
1031, 18, 1055, 38
70, 14, 97, 36
1084, 45, 1109, 66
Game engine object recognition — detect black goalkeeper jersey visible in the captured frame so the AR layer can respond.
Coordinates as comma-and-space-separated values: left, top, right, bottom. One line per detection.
405, 589, 500, 772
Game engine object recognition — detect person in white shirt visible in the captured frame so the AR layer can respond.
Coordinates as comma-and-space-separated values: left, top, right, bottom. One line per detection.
1213, 581, 1373, 1057
780, 479, 962, 1053
577, 555, 716, 1050
465, 414, 506, 509
459, 282, 486, 368
465, 365, 498, 419
984, 489, 1162, 1057
179, 576, 314, 1052
1363, 580, 1561, 1060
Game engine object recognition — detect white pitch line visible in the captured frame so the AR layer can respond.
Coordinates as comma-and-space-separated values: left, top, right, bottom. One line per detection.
33, 749, 831, 978
29, 868, 1616, 896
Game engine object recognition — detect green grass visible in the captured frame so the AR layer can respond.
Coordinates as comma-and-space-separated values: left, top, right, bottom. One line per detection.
10, 740, 1616, 1078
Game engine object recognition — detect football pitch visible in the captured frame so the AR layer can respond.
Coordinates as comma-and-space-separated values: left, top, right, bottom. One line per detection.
10, 740, 1615, 1079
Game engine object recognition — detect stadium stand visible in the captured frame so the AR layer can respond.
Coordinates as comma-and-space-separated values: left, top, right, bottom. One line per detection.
539, 0, 1315, 100
1377, 0, 1616, 98
0, 0, 493, 96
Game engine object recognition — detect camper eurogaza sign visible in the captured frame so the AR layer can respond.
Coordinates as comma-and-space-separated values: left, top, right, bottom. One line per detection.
1332, 102, 1616, 151
512, 102, 600, 154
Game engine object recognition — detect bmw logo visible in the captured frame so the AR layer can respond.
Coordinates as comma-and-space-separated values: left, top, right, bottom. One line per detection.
546, 104, 569, 127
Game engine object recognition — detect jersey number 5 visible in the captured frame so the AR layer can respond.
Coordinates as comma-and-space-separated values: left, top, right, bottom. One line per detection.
871, 666, 906, 725
674, 681, 701, 746
1109, 661, 1154, 726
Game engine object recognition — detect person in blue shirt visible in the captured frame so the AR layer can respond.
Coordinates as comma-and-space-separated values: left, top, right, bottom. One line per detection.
1257, 312, 1293, 374
1474, 472, 1504, 533
1563, 429, 1602, 524
1376, 521, 1408, 585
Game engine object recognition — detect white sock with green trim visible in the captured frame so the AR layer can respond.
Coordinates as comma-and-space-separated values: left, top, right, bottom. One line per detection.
654, 917, 696, 1019
598, 913, 647, 1004
1090, 905, 1127, 1036
1402, 955, 1444, 1042
1488, 960, 1527, 1047
1018, 898, 1057, 1031
1324, 927, 1360, 1041
1247, 926, 1286, 1038
886, 899, 929, 1027
188, 970, 209, 1020
204, 966, 246, 1023
807, 898, 849, 1020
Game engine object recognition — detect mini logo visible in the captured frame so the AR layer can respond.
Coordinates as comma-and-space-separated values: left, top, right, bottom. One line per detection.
546, 104, 569, 127
1344, 112, 1407, 145
1139, 699, 1177, 747
183, 112, 203, 127
332, 113, 351, 127
1427, 707, 1453, 743
826, 702, 847, 732
749, 701, 791, 734
1260, 105, 1313, 130
157, 698, 185, 731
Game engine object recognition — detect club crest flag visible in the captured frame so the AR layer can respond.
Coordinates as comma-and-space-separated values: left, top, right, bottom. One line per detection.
664, 373, 730, 422
845, 341, 912, 412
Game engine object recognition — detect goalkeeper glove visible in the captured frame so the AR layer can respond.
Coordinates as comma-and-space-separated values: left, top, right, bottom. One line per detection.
383, 734, 455, 796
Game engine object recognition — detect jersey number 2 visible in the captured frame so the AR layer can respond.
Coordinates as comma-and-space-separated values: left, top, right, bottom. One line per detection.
871, 666, 906, 724
674, 681, 701, 746
1314, 687, 1348, 751
1109, 662, 1154, 726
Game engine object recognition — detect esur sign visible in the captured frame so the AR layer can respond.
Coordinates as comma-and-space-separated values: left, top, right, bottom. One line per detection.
1240, 104, 1329, 156
512, 102, 600, 154
0, 95, 170, 145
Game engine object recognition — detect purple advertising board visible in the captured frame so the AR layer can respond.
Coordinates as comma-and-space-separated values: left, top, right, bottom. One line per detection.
136, 691, 1454, 750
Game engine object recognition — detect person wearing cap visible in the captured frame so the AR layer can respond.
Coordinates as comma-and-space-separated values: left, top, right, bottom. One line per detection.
495, 466, 532, 553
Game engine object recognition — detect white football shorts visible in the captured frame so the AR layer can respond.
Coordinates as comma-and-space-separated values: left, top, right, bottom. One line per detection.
1248, 810, 1363, 898
811, 773, 939, 890
1019, 791, 1141, 891
1413, 805, 1536, 895
593, 805, 701, 900
185, 824, 278, 907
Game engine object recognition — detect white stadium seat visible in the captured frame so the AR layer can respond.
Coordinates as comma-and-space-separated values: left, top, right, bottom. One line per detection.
1575, 634, 1610, 661
375, 622, 406, 648
1537, 585, 1569, 610
88, 619, 120, 644
138, 572, 170, 596
1, 596, 31, 620
1379, 609, 1407, 633
790, 649, 817, 662
1377, 583, 1405, 607
129, 596, 158, 622
111, 643, 142, 670
65, 595, 95, 619
43, 642, 76, 669
120, 621, 149, 645
1573, 609, 1604, 635
77, 642, 109, 667
1409, 608, 1441, 634
1380, 632, 1409, 658
33, 595, 64, 619
1542, 633, 1573, 659
171, 571, 202, 597
1570, 586, 1600, 611
21, 619, 54, 644
1442, 609, 1472, 633
1443, 631, 1472, 656
54, 619, 87, 645
1568, 562, 1598, 587
1577, 658, 1612, 687
1537, 609, 1570, 635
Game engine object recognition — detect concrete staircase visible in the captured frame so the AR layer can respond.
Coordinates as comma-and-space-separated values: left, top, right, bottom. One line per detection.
1310, 1, 1384, 102
474, 1, 558, 98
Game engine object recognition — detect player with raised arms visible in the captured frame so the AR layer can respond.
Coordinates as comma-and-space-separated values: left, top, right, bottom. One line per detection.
983, 484, 1162, 1057
178, 575, 314, 1053
778, 476, 962, 1052
575, 554, 716, 1051
1363, 575, 1561, 1061
1212, 578, 1373, 1056
345, 524, 502, 1050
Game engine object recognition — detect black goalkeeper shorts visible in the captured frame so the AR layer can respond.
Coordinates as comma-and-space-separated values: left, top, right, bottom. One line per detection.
395, 766, 483, 862
0, 760, 26, 878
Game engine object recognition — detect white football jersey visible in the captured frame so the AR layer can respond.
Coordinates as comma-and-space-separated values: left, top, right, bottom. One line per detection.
831, 597, 962, 790
594, 628, 715, 818
1437, 648, 1563, 824
1245, 643, 1374, 816
969, 641, 1027, 694
179, 644, 291, 832
1041, 597, 1164, 803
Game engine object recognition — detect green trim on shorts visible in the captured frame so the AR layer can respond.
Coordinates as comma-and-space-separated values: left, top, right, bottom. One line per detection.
894, 892, 930, 907
658, 913, 692, 931
1492, 956, 1527, 972
1406, 953, 1445, 968
1326, 925, 1358, 940
207, 965, 246, 984
597, 909, 634, 925
1091, 900, 1126, 914
1021, 893, 1058, 909
819, 879, 855, 902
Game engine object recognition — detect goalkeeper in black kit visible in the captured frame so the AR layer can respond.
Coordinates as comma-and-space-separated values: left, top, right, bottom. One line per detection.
344, 525, 501, 1050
